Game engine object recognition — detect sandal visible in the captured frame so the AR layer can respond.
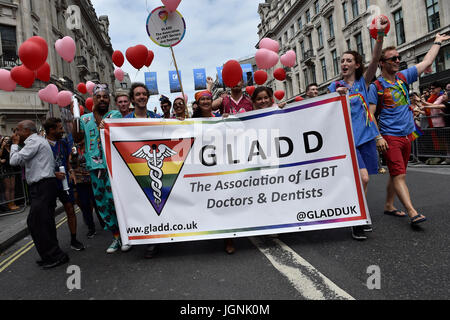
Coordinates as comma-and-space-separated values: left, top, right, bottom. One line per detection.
384, 209, 407, 217
410, 214, 426, 225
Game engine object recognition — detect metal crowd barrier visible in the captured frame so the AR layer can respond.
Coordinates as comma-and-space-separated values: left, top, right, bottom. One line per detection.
0, 171, 28, 216
412, 114, 450, 162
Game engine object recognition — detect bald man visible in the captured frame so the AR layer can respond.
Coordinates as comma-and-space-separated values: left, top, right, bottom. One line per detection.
10, 120, 69, 269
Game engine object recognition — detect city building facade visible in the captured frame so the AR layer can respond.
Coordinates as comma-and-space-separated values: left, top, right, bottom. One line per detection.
0, 0, 115, 136
257, 0, 450, 101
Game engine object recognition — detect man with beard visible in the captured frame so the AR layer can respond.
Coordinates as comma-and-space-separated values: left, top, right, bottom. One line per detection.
212, 79, 253, 115
72, 84, 131, 254
44, 117, 84, 251
10, 120, 69, 269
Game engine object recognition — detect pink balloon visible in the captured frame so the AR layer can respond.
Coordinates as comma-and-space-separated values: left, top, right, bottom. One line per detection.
0, 69, 17, 92
38, 84, 59, 104
259, 38, 280, 53
86, 81, 96, 95
255, 48, 279, 70
55, 36, 76, 63
57, 90, 73, 107
114, 68, 124, 82
161, 0, 182, 12
280, 50, 297, 68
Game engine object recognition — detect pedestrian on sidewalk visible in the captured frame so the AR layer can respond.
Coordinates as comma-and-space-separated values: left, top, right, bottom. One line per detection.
0, 136, 21, 211
44, 117, 85, 251
368, 32, 450, 226
9, 120, 69, 269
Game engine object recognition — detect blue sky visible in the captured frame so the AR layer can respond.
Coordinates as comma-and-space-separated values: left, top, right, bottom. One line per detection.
91, 0, 261, 112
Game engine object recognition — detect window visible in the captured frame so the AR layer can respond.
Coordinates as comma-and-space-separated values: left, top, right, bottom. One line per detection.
306, 9, 311, 23
328, 15, 335, 38
298, 17, 303, 31
394, 9, 405, 45
365, 0, 370, 10
304, 69, 310, 87
343, 2, 349, 25
351, 0, 359, 18
426, 0, 440, 32
332, 50, 339, 76
314, 1, 320, 15
317, 25, 323, 47
355, 33, 364, 57
321, 58, 327, 82
300, 40, 305, 59
0, 25, 17, 68
346, 39, 351, 50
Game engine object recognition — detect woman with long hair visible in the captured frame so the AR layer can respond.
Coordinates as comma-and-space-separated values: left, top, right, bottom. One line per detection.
328, 18, 388, 240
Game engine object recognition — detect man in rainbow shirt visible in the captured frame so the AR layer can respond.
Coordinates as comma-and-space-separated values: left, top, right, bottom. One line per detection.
368, 33, 450, 226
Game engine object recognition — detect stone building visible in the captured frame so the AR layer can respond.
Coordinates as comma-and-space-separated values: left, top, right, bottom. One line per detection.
0, 0, 115, 136
257, 0, 450, 101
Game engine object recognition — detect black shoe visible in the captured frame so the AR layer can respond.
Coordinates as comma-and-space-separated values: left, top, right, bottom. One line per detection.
351, 226, 368, 241
36, 259, 46, 266
86, 229, 97, 239
71, 239, 85, 251
363, 225, 373, 232
41, 254, 69, 269
144, 244, 158, 259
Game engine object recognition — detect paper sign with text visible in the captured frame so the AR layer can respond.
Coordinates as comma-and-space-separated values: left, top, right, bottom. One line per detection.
103, 94, 371, 245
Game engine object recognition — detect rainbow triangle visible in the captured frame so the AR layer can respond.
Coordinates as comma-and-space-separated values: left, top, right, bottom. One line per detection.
113, 138, 195, 216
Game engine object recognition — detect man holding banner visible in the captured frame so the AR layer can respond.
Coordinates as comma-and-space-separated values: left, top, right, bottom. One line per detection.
73, 84, 131, 254
125, 83, 161, 119
211, 79, 253, 115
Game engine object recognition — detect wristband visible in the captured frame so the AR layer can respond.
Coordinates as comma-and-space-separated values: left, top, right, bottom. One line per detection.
433, 42, 442, 46
375, 136, 383, 142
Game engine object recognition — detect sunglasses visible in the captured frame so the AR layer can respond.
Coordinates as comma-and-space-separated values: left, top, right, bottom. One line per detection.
383, 55, 402, 62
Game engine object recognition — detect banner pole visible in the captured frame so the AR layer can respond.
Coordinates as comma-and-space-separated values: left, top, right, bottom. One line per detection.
170, 45, 185, 99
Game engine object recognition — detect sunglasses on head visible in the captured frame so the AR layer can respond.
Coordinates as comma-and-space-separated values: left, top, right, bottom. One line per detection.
383, 55, 402, 62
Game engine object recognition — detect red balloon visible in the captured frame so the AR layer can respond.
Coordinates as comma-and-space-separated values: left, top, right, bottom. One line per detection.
18, 40, 47, 71
369, 15, 391, 40
77, 83, 87, 94
126, 45, 148, 70
10, 65, 35, 88
28, 36, 48, 59
112, 50, 124, 68
36, 62, 50, 82
145, 50, 154, 67
254, 70, 268, 85
222, 60, 243, 88
273, 68, 286, 81
246, 86, 256, 97
274, 90, 285, 101
79, 105, 85, 116
295, 96, 304, 102
85, 97, 94, 112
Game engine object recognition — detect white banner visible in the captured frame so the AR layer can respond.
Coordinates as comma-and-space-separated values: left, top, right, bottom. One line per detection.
103, 94, 371, 245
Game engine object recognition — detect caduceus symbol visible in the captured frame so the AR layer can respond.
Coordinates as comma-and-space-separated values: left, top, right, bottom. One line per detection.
132, 144, 177, 205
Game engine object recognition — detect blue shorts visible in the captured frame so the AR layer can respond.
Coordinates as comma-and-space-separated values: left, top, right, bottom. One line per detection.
356, 139, 378, 175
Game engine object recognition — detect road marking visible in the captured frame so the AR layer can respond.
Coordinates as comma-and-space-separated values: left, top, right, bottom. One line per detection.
250, 236, 354, 300
0, 215, 68, 273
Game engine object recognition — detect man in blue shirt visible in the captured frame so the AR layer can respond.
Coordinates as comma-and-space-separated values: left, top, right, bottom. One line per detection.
368, 33, 450, 226
125, 83, 161, 119
124, 82, 160, 258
